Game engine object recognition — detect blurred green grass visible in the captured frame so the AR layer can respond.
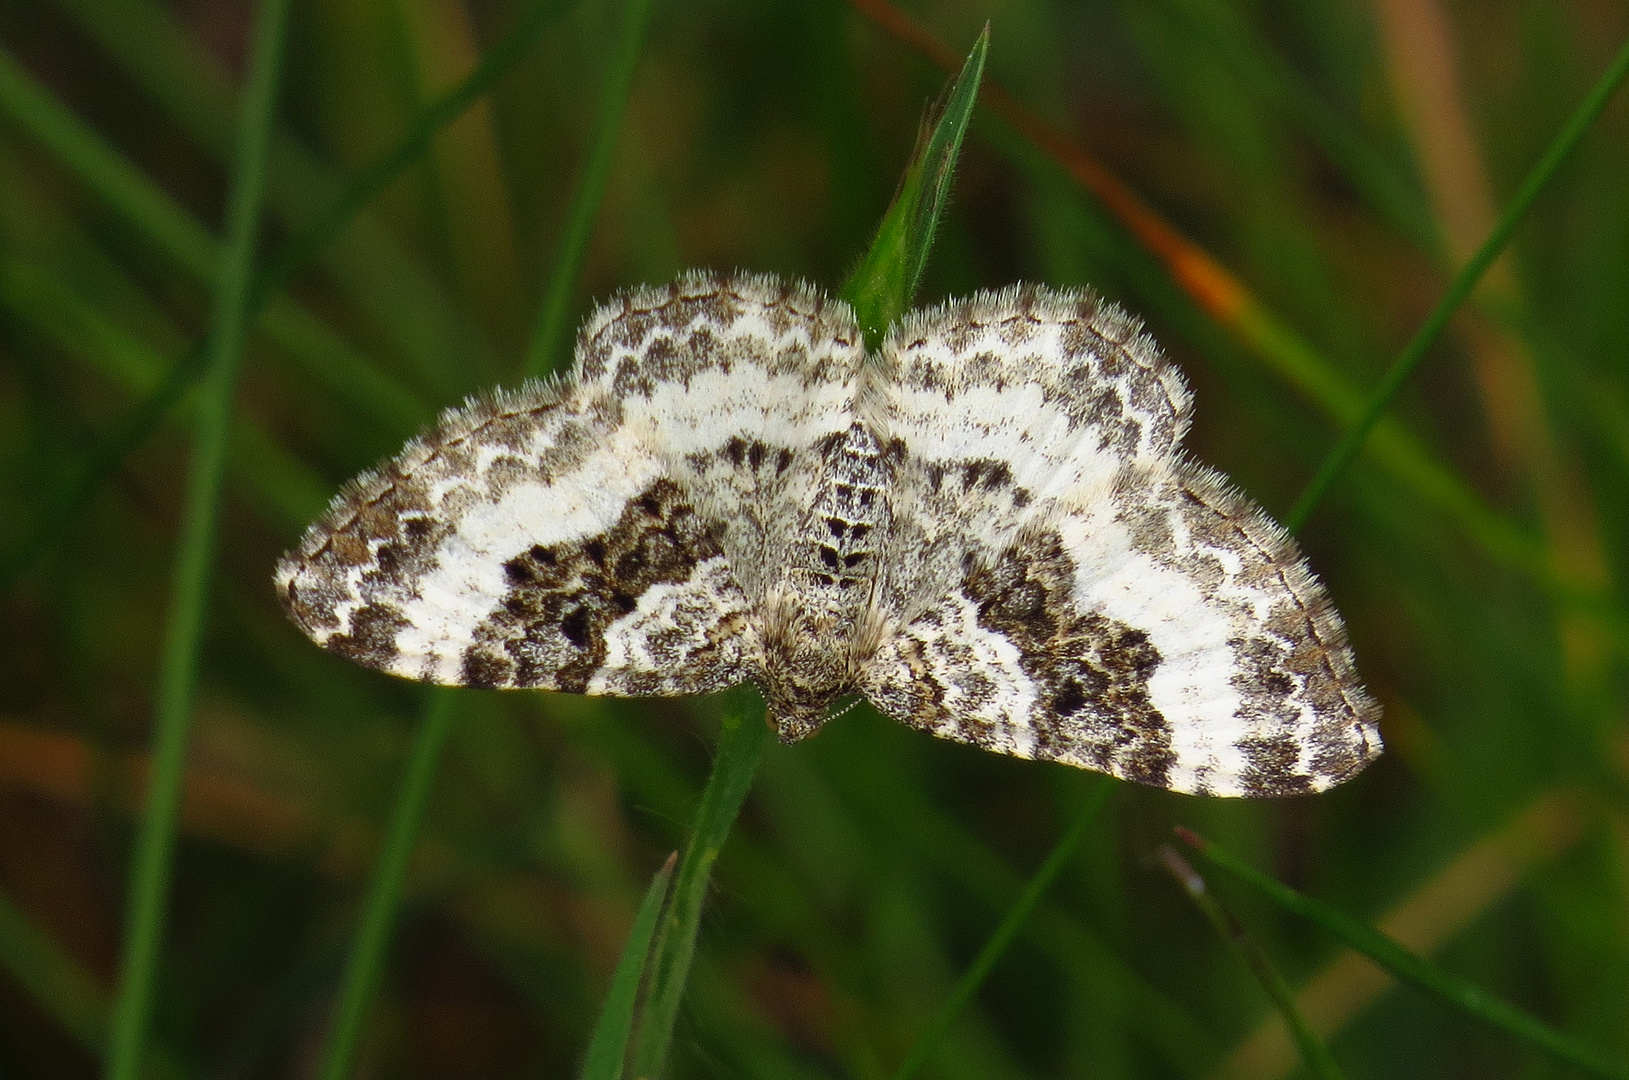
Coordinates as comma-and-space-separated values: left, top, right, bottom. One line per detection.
1, 0, 1628, 1078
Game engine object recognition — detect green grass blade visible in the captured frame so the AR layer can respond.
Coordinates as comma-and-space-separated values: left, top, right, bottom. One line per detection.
316, 688, 460, 1080
1285, 32, 1629, 533
0, 254, 324, 561
629, 697, 774, 1079
0, 42, 423, 431
1157, 0, 1435, 249
260, 0, 579, 303
0, 888, 109, 1054
104, 2, 292, 1078
0, 44, 214, 277
0, 889, 188, 1079
0, 0, 578, 589
0, 344, 203, 595
889, 778, 1113, 1080
48, 0, 472, 390
1180, 829, 1629, 1080
1158, 846, 1345, 1080
842, 25, 987, 346
524, 0, 658, 379
580, 853, 677, 1080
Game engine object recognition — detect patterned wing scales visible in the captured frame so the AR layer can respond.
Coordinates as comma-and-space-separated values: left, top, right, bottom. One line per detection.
860, 283, 1376, 795
862, 463, 1381, 796
276, 271, 864, 696
579, 272, 866, 601
279, 270, 1378, 797
870, 285, 1191, 621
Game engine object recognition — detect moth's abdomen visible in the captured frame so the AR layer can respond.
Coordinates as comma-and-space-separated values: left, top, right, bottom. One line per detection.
802, 423, 896, 596
756, 422, 900, 738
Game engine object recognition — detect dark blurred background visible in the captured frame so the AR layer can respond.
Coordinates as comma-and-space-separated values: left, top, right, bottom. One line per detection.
1, 0, 1627, 1077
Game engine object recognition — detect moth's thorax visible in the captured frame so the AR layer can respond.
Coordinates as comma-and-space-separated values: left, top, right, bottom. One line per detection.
758, 421, 898, 742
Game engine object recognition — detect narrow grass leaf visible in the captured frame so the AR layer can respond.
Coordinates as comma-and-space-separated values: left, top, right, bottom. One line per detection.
0, 0, 577, 588
261, 0, 580, 303
629, 695, 774, 1078
0, 44, 213, 276
0, 888, 108, 1054
580, 853, 677, 1080
842, 25, 987, 347
105, 3, 292, 1079
889, 778, 1113, 1080
0, 41, 423, 431
0, 345, 202, 595
316, 688, 461, 1080
524, 0, 659, 379
1157, 0, 1435, 249
1158, 846, 1345, 1080
843, 0, 1549, 580
0, 889, 188, 1079
47, 0, 470, 388
1285, 32, 1629, 533
1179, 828, 1629, 1080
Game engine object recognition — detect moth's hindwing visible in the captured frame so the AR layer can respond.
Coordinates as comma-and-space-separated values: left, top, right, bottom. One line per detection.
861, 460, 1381, 797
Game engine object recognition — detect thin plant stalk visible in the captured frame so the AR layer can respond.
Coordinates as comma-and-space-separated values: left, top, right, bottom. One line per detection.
1285, 32, 1629, 533
1180, 828, 1629, 1080
524, 0, 658, 378
629, 698, 774, 1077
1158, 846, 1345, 1080
844, 0, 1570, 594
315, 689, 460, 1080
890, 778, 1113, 1080
259, 0, 580, 302
0, 0, 582, 594
104, 3, 292, 1078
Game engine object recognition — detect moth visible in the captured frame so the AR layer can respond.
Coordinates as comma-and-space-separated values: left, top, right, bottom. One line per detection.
277, 272, 1380, 796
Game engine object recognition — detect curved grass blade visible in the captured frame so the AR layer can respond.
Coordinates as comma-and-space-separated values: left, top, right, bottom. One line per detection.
1158, 846, 1344, 1080
524, 0, 659, 378
45, 0, 467, 385
0, 888, 109, 1056
0, 0, 575, 591
0, 44, 213, 277
261, 0, 581, 303
580, 853, 677, 1080
1156, 0, 1436, 250
0, 889, 187, 1079
842, 0, 1546, 578
315, 689, 460, 1080
842, 25, 987, 347
0, 344, 203, 596
628, 695, 774, 1078
889, 778, 1113, 1080
0, 45, 422, 430
1179, 828, 1629, 1080
104, 3, 293, 1078
1284, 32, 1629, 533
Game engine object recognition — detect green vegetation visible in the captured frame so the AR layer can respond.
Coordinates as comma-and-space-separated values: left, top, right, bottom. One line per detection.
1, 1, 1627, 1078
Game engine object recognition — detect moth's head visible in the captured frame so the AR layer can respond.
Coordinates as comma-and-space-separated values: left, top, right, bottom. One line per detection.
765, 698, 828, 744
